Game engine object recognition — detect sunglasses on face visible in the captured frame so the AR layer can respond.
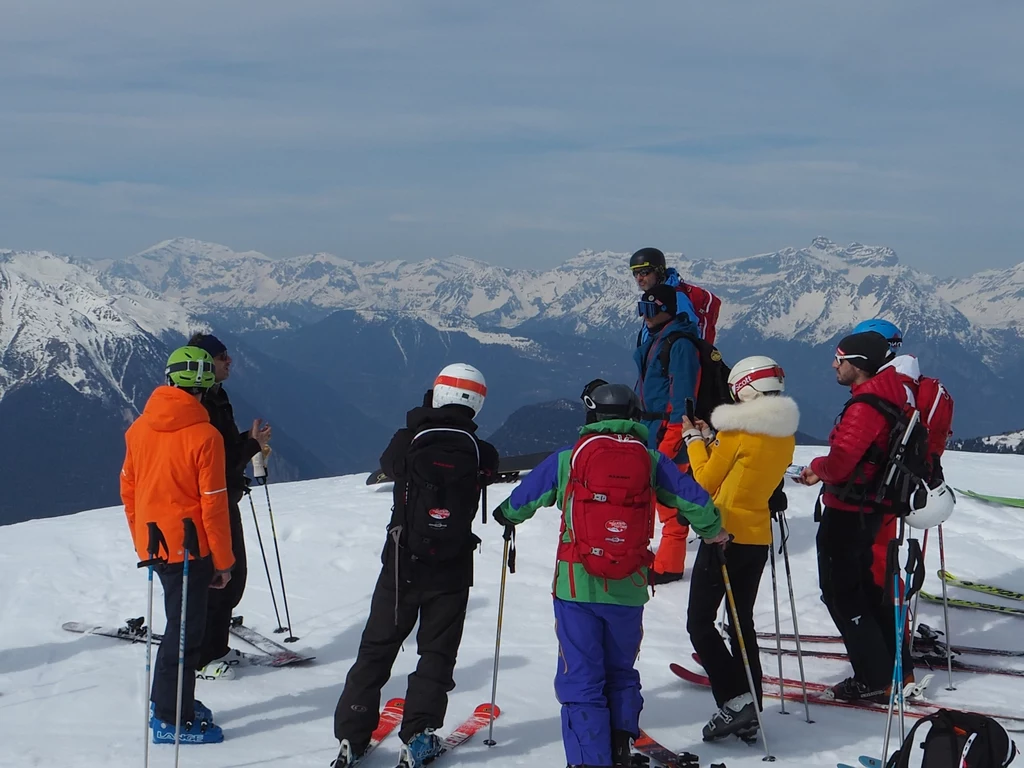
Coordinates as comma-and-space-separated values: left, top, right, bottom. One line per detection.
632, 267, 655, 279
638, 300, 667, 318
834, 353, 867, 365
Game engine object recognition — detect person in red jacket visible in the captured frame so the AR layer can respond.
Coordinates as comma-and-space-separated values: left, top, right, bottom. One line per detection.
796, 331, 912, 703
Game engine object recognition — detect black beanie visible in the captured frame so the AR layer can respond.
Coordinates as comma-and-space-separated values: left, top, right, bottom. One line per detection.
642, 283, 677, 316
192, 334, 227, 358
836, 332, 891, 375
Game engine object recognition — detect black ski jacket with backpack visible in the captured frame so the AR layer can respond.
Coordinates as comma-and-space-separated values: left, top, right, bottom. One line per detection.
203, 383, 262, 506
380, 403, 499, 593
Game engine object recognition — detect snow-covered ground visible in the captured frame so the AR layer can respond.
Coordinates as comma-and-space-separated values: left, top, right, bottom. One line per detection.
2, 447, 1023, 768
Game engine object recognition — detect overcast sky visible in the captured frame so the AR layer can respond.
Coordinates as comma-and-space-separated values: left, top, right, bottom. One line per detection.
1, 1, 1021, 275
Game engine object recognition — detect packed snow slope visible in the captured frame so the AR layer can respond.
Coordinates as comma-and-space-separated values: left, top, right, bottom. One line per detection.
2, 448, 1023, 768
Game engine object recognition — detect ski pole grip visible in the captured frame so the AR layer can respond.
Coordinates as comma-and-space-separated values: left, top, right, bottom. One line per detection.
182, 518, 200, 559
907, 538, 926, 598
252, 449, 267, 479
137, 522, 168, 568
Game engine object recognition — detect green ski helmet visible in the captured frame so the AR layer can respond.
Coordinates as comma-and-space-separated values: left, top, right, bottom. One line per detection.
165, 346, 216, 390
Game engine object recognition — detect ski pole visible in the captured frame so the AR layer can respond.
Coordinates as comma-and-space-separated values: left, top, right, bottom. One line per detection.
908, 528, 929, 640
716, 546, 775, 762
778, 509, 812, 723
253, 448, 298, 642
247, 489, 283, 629
138, 522, 167, 768
767, 521, 787, 715
937, 524, 955, 691
175, 519, 200, 767
484, 525, 514, 746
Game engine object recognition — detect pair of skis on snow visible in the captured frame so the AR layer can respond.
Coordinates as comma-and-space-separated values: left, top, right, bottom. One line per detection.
351, 699, 500, 767
671, 656, 1024, 733
62, 616, 314, 667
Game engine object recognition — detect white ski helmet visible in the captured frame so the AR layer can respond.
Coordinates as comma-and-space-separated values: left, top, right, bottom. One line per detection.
906, 482, 956, 530
432, 363, 487, 415
727, 355, 786, 403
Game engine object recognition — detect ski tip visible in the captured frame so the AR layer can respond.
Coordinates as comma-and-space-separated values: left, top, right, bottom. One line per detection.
858, 757, 883, 768
383, 698, 405, 711
473, 703, 501, 720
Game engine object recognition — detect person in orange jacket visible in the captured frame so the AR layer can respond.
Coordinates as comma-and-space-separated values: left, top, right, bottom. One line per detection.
121, 345, 234, 744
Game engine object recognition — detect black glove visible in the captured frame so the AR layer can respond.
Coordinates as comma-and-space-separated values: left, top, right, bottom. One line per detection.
491, 506, 512, 528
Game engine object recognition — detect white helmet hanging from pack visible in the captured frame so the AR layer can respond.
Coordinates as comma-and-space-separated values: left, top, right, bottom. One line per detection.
727, 355, 786, 403
906, 481, 956, 530
432, 363, 487, 416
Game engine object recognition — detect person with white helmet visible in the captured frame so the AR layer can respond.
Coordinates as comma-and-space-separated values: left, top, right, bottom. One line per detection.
332, 363, 499, 768
679, 356, 799, 744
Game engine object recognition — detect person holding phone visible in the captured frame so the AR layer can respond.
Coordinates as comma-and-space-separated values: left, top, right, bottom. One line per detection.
680, 356, 798, 743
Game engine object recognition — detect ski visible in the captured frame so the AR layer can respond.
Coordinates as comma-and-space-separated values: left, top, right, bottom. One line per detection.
758, 626, 1024, 658
953, 488, 1024, 509
61, 620, 303, 668
758, 644, 1024, 678
634, 730, 699, 768
330, 698, 405, 767
918, 591, 1024, 618
940, 570, 1024, 603
428, 703, 500, 763
670, 661, 1024, 731
228, 616, 316, 664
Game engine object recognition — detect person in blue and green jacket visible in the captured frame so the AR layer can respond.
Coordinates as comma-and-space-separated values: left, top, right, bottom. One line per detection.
493, 383, 727, 768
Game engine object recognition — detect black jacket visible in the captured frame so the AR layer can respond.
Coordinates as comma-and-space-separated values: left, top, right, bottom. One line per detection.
203, 384, 262, 506
380, 404, 499, 592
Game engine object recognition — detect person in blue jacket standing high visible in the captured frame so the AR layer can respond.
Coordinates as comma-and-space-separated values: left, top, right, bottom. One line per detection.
634, 282, 703, 584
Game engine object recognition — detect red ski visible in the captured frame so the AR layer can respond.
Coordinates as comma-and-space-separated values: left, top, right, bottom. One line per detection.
759, 645, 1024, 678
670, 661, 1024, 732
369, 698, 405, 751
634, 730, 698, 768
435, 703, 501, 758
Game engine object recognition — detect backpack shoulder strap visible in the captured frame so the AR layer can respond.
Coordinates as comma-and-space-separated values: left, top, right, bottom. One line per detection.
410, 427, 481, 464
658, 331, 698, 378
844, 393, 903, 423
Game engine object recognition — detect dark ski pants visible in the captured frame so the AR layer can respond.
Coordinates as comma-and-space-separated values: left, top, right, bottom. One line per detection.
817, 508, 911, 690
553, 598, 644, 768
151, 556, 213, 724
686, 541, 767, 709
199, 499, 246, 667
334, 571, 469, 753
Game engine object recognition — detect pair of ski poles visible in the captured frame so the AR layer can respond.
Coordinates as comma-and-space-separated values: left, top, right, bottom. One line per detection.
138, 518, 199, 768
247, 448, 298, 642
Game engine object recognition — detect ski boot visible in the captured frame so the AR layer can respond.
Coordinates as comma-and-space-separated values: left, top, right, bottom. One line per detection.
825, 677, 888, 704
151, 715, 224, 744
397, 729, 442, 767
331, 739, 363, 767
702, 693, 758, 741
150, 700, 213, 727
612, 729, 649, 767
196, 660, 236, 680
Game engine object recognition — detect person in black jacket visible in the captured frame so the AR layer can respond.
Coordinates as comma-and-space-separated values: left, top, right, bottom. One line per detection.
188, 332, 272, 678
332, 363, 499, 768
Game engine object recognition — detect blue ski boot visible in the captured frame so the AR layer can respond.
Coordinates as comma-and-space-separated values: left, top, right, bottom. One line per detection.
397, 729, 442, 767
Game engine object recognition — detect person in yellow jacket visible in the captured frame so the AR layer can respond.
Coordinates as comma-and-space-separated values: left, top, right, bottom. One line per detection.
681, 355, 798, 745
121, 345, 234, 744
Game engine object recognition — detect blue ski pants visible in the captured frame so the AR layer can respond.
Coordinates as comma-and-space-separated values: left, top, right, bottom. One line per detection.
553, 598, 644, 767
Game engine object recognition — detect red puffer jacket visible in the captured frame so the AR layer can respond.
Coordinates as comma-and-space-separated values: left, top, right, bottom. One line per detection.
810, 366, 909, 512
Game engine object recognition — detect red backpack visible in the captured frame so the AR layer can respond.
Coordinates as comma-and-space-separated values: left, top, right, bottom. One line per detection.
917, 376, 954, 463
558, 433, 655, 596
678, 283, 722, 345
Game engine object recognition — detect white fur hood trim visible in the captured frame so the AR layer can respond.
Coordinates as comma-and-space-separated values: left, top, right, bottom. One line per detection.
710, 396, 800, 438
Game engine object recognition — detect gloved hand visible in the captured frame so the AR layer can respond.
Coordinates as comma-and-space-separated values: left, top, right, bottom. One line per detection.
211, 569, 233, 590
491, 506, 512, 528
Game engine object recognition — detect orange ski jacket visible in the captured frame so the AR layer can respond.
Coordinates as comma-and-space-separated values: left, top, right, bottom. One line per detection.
121, 385, 234, 571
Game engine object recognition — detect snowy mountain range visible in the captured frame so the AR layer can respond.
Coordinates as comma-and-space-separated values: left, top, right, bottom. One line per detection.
3, 235, 1024, 523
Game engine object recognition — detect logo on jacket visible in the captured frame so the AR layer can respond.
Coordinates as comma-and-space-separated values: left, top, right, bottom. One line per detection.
605, 520, 628, 533
429, 508, 451, 520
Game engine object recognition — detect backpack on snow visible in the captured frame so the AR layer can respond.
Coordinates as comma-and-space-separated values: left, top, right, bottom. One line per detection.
826, 394, 932, 511
677, 282, 722, 345
885, 708, 1017, 768
398, 427, 484, 563
656, 332, 733, 423
917, 376, 954, 472
557, 432, 656, 596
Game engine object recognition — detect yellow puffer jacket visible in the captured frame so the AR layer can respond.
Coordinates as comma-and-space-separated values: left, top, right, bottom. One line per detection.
686, 396, 799, 545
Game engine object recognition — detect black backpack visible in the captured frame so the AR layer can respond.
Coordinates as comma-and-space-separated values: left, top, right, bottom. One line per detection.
886, 709, 1017, 768
399, 427, 483, 563
658, 332, 733, 422
828, 393, 932, 511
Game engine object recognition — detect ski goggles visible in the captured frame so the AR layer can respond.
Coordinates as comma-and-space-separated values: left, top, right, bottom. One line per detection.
834, 352, 868, 365
631, 266, 656, 279
637, 298, 669, 318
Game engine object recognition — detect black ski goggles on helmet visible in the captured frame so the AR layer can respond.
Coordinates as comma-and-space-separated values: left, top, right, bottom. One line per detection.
637, 298, 669, 318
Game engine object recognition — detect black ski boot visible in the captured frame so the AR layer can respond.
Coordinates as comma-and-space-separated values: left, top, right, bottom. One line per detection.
702, 693, 758, 742
611, 729, 649, 767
